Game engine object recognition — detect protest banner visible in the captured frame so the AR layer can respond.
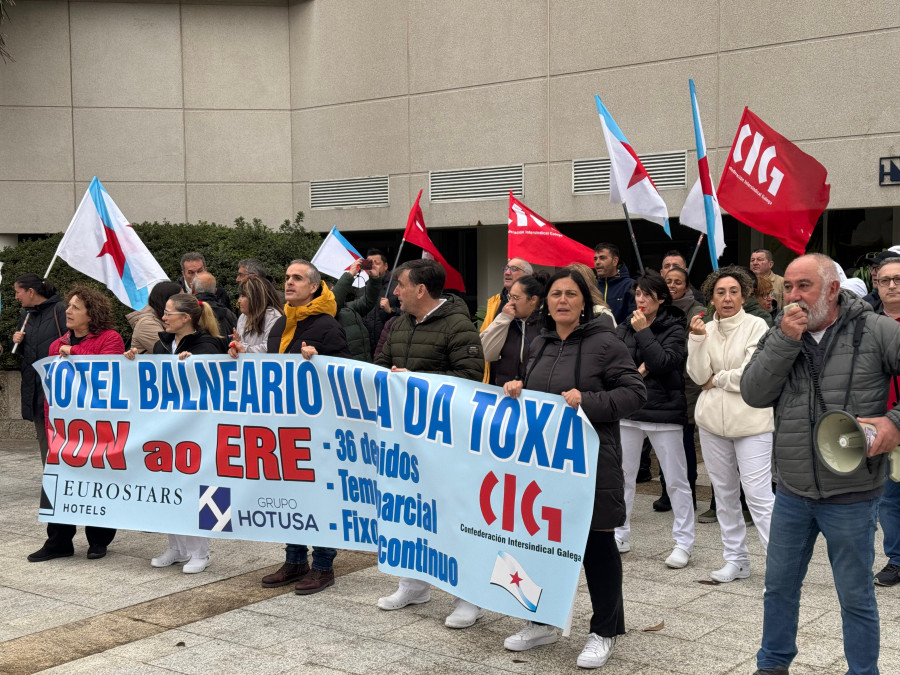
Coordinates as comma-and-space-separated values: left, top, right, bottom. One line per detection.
35, 354, 598, 628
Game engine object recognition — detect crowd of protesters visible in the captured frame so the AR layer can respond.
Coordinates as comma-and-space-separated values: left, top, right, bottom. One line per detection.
11, 241, 900, 673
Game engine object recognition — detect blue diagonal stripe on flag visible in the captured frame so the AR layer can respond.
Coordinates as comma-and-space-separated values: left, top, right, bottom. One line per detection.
490, 551, 543, 612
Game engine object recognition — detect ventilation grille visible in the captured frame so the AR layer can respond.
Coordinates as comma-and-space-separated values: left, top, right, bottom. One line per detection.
430, 164, 524, 203
309, 175, 389, 210
573, 151, 687, 194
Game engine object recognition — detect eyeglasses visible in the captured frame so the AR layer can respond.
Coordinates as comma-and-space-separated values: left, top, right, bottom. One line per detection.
877, 276, 900, 288
508, 294, 524, 302
503, 265, 523, 273
162, 310, 189, 317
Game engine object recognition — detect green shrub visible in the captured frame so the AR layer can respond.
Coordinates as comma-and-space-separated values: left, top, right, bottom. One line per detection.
0, 214, 320, 370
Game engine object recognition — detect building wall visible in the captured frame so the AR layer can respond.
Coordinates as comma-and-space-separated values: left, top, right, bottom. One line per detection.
1, 1, 898, 288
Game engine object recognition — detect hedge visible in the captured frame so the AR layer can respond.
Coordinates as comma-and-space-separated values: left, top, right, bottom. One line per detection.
0, 213, 320, 370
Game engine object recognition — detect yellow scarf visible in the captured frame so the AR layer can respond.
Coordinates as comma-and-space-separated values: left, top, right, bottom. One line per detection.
279, 281, 337, 354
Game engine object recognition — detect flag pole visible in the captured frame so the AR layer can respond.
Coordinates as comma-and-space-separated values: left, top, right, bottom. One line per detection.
13, 254, 61, 354
385, 239, 407, 298
622, 205, 644, 274
687, 233, 705, 274
43, 254, 59, 280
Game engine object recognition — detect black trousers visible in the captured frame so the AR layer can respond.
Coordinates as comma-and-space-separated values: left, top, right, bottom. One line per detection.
583, 530, 626, 637
45, 522, 116, 552
36, 408, 117, 552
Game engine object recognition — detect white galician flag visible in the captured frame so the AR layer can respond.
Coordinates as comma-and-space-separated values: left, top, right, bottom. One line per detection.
311, 226, 368, 288
490, 551, 543, 612
594, 95, 671, 236
55, 177, 168, 310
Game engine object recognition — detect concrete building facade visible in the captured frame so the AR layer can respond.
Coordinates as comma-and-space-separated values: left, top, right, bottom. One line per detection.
1, 1, 898, 303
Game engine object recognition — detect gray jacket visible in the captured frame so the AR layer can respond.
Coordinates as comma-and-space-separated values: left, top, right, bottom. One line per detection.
740, 291, 900, 499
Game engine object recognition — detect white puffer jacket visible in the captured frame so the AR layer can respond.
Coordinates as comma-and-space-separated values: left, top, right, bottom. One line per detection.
687, 308, 774, 438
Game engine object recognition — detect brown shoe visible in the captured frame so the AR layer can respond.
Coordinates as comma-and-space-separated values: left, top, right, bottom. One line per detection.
294, 568, 335, 595
261, 562, 309, 588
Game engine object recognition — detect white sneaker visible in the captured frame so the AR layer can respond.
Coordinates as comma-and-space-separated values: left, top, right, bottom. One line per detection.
150, 548, 190, 568
577, 633, 615, 669
665, 546, 691, 569
444, 598, 484, 628
377, 587, 430, 610
615, 537, 631, 553
182, 555, 210, 574
710, 562, 750, 583
504, 621, 559, 651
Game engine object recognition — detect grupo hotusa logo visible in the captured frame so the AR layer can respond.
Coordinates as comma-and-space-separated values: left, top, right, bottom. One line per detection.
199, 485, 232, 532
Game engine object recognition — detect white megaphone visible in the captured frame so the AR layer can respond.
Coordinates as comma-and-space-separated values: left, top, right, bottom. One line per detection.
814, 410, 900, 482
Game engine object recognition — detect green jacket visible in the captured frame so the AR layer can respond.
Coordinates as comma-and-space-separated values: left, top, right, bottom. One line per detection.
333, 272, 383, 363
741, 291, 900, 499
375, 295, 484, 381
743, 296, 774, 328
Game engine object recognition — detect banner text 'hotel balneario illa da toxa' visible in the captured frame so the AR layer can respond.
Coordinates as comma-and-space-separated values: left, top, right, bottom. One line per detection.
36, 354, 598, 627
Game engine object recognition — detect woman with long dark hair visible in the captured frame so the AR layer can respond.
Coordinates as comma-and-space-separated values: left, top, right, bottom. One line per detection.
12, 274, 66, 468
614, 270, 694, 568
28, 285, 124, 562
502, 269, 646, 668
228, 276, 284, 356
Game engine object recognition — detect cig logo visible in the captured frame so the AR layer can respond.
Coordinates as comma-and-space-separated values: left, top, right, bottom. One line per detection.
732, 124, 784, 196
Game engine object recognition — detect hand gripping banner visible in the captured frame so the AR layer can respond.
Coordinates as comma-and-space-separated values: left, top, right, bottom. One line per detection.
35, 354, 598, 628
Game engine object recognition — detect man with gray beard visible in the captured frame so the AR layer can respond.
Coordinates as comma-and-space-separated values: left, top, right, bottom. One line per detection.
741, 253, 900, 675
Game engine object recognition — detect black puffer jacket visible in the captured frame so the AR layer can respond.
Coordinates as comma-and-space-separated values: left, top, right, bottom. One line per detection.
525, 318, 647, 530
616, 305, 687, 425
153, 330, 229, 355
375, 295, 483, 381
267, 313, 351, 358
17, 295, 66, 421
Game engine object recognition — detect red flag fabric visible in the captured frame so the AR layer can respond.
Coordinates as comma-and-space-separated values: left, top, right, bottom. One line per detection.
508, 193, 594, 267
717, 107, 830, 255
402, 190, 466, 292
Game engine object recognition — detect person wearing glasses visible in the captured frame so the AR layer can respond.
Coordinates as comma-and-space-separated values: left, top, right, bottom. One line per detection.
480, 274, 545, 387
480, 257, 533, 383
126, 293, 228, 573
870, 257, 900, 589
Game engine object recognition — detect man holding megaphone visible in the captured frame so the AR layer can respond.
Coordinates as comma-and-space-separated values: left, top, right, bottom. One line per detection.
741, 253, 900, 675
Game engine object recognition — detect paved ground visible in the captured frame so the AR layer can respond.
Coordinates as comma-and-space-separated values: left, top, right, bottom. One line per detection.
1, 439, 899, 674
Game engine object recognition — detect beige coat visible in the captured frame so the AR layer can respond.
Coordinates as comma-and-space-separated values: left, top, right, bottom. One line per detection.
126, 305, 164, 354
686, 308, 774, 438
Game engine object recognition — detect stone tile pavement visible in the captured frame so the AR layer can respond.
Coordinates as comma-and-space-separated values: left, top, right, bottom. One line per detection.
1, 440, 899, 674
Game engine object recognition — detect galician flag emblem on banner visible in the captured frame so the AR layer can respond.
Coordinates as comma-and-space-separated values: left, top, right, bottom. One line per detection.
594, 95, 671, 237
311, 225, 368, 288
490, 551, 543, 612
54, 177, 168, 310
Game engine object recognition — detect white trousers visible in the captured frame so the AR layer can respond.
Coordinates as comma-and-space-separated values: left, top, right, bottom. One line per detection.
616, 422, 695, 552
699, 428, 774, 565
168, 534, 209, 559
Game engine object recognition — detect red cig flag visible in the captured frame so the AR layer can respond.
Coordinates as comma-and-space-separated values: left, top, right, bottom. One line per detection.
508, 193, 594, 267
717, 108, 830, 255
402, 190, 466, 292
